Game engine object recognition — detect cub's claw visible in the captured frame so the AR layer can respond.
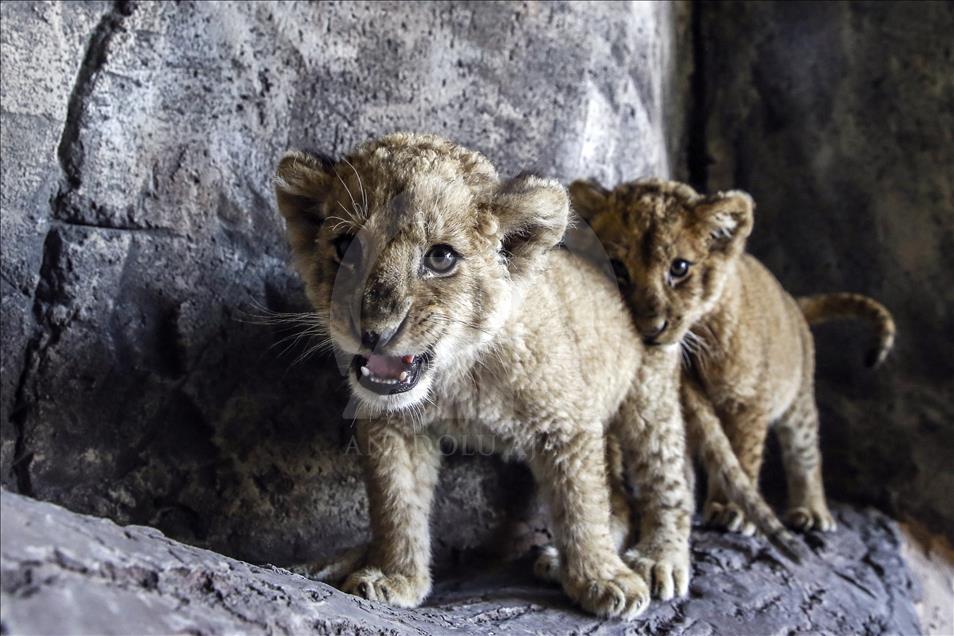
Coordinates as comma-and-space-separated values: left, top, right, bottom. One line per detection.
704, 500, 757, 536
342, 567, 429, 608
623, 544, 690, 601
564, 563, 651, 620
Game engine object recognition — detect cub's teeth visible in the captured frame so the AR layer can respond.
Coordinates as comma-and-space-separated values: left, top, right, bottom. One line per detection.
360, 366, 370, 377
399, 371, 408, 382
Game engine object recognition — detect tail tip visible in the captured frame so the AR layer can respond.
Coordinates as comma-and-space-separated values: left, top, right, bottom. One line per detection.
865, 347, 888, 369
770, 530, 809, 565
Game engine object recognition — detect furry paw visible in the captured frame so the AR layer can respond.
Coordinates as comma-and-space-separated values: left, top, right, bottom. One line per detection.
341, 567, 430, 607
623, 543, 690, 601
563, 561, 650, 620
704, 500, 756, 536
785, 505, 836, 532
533, 545, 562, 584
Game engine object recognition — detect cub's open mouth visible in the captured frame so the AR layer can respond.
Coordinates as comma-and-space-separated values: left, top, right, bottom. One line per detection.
351, 351, 432, 395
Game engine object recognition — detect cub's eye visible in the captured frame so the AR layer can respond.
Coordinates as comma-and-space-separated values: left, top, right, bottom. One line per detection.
610, 259, 630, 286
669, 258, 691, 280
423, 244, 459, 274
332, 234, 361, 267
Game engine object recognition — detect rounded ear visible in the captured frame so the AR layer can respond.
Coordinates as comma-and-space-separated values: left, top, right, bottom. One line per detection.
568, 179, 610, 222
274, 150, 333, 258
693, 190, 754, 252
492, 175, 569, 280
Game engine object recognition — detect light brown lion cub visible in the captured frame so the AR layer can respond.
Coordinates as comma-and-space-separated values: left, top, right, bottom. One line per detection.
571, 178, 895, 536
273, 134, 693, 619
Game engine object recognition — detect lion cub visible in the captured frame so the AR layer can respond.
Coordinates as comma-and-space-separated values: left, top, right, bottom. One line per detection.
273, 135, 693, 619
571, 178, 895, 535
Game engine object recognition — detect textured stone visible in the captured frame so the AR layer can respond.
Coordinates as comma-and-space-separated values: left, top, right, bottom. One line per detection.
0, 1, 685, 566
0, 0, 109, 485
0, 491, 921, 635
697, 1, 954, 542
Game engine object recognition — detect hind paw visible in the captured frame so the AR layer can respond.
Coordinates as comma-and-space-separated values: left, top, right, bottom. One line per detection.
785, 506, 836, 532
704, 500, 757, 536
533, 545, 562, 584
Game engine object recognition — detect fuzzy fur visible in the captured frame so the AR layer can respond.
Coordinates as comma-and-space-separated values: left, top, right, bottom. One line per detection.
273, 134, 693, 619
570, 177, 895, 538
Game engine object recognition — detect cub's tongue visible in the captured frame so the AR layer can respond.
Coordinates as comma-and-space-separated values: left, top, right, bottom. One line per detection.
366, 354, 407, 379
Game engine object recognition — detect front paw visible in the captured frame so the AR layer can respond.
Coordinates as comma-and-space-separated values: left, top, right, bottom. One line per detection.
564, 561, 650, 620
703, 500, 756, 536
341, 567, 430, 608
623, 543, 690, 601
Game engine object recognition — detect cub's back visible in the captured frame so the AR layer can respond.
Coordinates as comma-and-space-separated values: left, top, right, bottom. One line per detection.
737, 254, 807, 415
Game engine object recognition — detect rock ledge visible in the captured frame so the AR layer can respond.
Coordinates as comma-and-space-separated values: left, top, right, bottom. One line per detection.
0, 491, 920, 634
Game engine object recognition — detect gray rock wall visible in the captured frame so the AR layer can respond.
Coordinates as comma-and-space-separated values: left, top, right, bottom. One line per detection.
0, 1, 686, 565
697, 1, 954, 539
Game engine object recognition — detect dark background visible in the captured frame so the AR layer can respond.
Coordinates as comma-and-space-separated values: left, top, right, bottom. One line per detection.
1, 0, 951, 569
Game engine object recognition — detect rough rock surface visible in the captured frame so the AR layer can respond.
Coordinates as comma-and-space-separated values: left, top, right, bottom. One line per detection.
0, 491, 920, 635
696, 1, 954, 542
0, 1, 686, 565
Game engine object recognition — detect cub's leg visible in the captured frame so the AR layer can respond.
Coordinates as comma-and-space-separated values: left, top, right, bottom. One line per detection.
530, 428, 650, 620
605, 433, 638, 552
616, 377, 693, 601
775, 382, 836, 532
703, 406, 769, 536
340, 420, 441, 607
533, 434, 634, 584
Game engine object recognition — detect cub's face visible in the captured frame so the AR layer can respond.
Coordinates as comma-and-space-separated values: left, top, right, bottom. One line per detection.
274, 134, 568, 413
571, 179, 754, 347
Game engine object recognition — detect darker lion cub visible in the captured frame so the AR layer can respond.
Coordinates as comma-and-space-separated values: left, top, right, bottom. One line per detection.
571, 178, 895, 536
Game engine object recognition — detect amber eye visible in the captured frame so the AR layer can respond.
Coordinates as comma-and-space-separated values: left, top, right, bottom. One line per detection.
424, 244, 459, 274
670, 258, 691, 280
610, 259, 630, 286
333, 234, 361, 267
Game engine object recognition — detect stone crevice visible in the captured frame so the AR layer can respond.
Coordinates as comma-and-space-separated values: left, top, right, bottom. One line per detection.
53, 216, 181, 236
6, 0, 135, 497
55, 0, 134, 191
6, 228, 58, 497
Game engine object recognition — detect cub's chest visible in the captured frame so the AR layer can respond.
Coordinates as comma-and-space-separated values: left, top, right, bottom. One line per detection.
435, 365, 525, 433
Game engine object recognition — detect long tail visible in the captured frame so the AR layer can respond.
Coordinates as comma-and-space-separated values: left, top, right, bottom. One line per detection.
288, 545, 367, 584
684, 385, 809, 564
797, 293, 896, 368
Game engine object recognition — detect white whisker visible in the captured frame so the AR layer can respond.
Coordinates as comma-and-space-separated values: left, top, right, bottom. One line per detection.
334, 168, 361, 223
343, 158, 368, 215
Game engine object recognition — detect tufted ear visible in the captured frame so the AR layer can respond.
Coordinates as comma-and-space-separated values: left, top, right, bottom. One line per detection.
274, 150, 334, 259
568, 179, 610, 223
492, 175, 569, 280
693, 190, 754, 253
